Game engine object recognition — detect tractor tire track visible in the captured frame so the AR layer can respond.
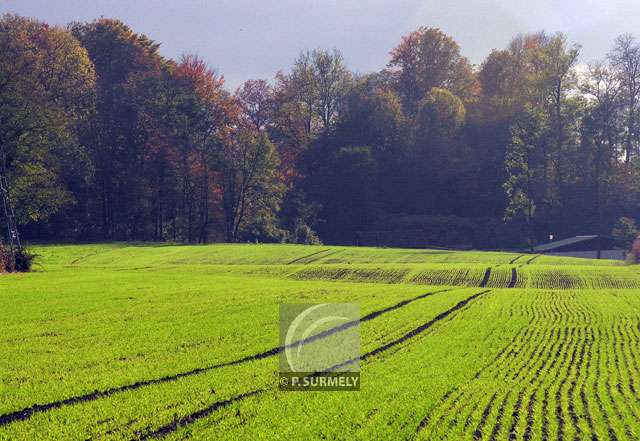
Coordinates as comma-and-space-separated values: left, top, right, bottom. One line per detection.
480, 268, 492, 287
286, 248, 332, 265
508, 268, 518, 288
329, 289, 492, 371
0, 287, 455, 427
136, 389, 264, 440
525, 255, 541, 264
302, 249, 343, 264
136, 289, 492, 440
509, 255, 524, 264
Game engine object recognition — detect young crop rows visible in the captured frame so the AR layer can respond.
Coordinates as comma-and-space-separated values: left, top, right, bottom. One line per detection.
419, 291, 640, 440
0, 244, 639, 440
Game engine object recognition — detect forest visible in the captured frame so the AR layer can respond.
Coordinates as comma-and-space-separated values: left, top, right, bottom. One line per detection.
2, 13, 640, 248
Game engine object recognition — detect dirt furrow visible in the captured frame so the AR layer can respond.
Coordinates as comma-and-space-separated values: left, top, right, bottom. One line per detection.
135, 389, 264, 440
507, 390, 524, 440
578, 328, 599, 441
592, 327, 620, 441
473, 393, 498, 440
522, 390, 537, 441
488, 392, 511, 441
480, 268, 492, 287
508, 268, 518, 288
602, 326, 635, 438
417, 324, 526, 436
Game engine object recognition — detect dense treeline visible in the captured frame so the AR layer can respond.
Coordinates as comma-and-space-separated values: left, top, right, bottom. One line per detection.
2, 14, 640, 248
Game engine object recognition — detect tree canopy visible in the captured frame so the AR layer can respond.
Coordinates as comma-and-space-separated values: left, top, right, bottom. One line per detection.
3, 13, 640, 248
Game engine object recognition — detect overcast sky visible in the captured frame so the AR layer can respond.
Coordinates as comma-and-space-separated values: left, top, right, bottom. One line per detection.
3, 0, 640, 90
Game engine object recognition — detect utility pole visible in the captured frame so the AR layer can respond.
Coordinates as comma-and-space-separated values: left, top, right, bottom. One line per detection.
0, 174, 21, 253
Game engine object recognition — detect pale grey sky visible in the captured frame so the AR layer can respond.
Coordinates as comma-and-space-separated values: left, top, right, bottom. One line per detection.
2, 0, 639, 89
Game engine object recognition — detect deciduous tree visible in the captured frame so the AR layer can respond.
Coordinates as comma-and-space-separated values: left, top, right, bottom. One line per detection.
388, 27, 478, 110
0, 14, 95, 226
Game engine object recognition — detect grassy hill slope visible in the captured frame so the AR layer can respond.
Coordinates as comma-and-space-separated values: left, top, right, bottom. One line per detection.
0, 243, 638, 440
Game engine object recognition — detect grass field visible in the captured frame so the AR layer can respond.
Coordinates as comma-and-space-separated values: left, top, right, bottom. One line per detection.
1, 243, 640, 440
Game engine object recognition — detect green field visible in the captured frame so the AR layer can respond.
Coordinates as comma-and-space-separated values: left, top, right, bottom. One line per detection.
1, 243, 640, 440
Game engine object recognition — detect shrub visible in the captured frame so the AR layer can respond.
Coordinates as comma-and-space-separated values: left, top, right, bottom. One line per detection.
291, 222, 322, 245
0, 242, 36, 272
612, 217, 638, 249
13, 248, 36, 272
